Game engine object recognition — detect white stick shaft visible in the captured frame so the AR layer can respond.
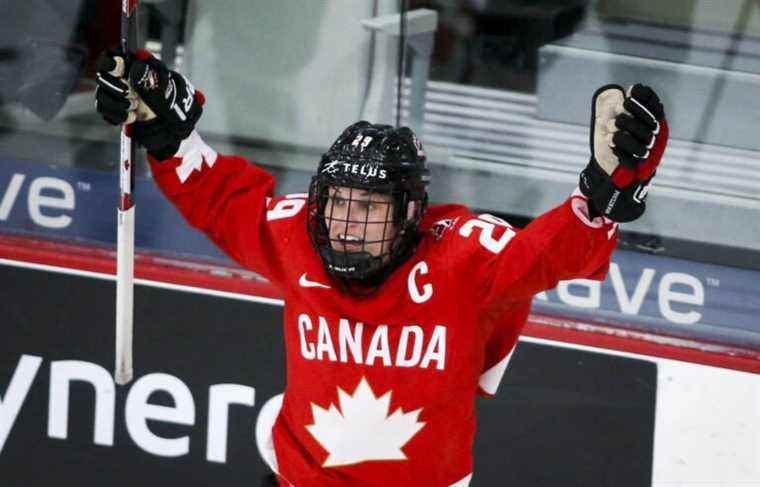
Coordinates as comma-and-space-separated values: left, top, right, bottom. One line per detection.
115, 206, 135, 385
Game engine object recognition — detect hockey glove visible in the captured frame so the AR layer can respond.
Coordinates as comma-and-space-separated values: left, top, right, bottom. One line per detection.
579, 84, 668, 222
95, 49, 204, 159
95, 49, 153, 125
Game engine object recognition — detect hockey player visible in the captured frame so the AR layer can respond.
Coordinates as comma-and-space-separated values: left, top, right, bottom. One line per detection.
95, 51, 667, 486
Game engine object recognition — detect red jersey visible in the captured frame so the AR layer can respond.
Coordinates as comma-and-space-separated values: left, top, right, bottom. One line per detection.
149, 132, 618, 486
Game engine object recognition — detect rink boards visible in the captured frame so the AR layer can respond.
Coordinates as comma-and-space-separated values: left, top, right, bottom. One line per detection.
2, 156, 760, 349
0, 252, 758, 487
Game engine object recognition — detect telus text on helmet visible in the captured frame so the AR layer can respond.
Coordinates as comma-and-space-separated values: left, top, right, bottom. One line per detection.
322, 160, 387, 180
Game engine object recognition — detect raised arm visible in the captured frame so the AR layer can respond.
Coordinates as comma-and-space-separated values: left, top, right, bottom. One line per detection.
458, 84, 668, 305
95, 49, 295, 284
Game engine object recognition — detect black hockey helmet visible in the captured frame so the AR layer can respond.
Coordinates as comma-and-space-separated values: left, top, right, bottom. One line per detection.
307, 121, 430, 284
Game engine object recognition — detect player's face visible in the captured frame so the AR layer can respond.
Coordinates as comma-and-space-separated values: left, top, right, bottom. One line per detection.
325, 186, 396, 258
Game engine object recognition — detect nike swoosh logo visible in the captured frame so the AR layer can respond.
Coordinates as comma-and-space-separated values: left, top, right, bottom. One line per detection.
299, 273, 331, 289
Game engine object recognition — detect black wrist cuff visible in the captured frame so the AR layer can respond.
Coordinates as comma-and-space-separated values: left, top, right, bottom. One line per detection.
132, 119, 182, 161
579, 158, 648, 223
147, 143, 181, 161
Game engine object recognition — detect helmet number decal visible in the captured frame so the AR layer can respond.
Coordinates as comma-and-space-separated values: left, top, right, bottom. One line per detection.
266, 194, 307, 221
459, 214, 516, 254
351, 135, 373, 151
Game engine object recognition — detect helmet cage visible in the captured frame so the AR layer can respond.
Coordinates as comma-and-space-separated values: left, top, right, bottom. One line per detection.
307, 174, 426, 282
306, 122, 429, 284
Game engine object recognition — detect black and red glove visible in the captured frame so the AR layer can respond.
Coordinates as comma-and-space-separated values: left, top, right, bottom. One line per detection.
95, 49, 204, 159
579, 84, 668, 222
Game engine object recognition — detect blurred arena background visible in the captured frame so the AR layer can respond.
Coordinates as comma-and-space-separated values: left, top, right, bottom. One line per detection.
1, 1, 759, 485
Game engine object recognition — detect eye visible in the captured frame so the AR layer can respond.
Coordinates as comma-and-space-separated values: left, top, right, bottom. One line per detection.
332, 195, 346, 206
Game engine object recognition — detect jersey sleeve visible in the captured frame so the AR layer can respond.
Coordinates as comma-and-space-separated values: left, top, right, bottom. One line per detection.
454, 190, 618, 308
476, 302, 531, 397
147, 131, 302, 286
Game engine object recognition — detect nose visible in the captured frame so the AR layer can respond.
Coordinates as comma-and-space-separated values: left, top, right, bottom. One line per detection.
328, 202, 366, 234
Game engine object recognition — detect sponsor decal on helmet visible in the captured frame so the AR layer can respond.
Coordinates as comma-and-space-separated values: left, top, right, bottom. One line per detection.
351, 135, 373, 151
321, 160, 341, 175
321, 161, 387, 180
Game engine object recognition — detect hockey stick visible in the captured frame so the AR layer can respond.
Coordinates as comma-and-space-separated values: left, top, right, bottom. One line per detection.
395, 0, 409, 128
115, 0, 139, 386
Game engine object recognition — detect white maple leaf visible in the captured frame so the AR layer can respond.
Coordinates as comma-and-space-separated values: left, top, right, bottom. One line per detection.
306, 377, 425, 467
174, 132, 217, 183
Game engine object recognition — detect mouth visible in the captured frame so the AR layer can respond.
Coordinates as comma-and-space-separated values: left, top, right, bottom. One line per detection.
334, 233, 365, 249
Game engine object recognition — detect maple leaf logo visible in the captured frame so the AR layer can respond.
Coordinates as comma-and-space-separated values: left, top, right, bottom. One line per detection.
306, 377, 425, 467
